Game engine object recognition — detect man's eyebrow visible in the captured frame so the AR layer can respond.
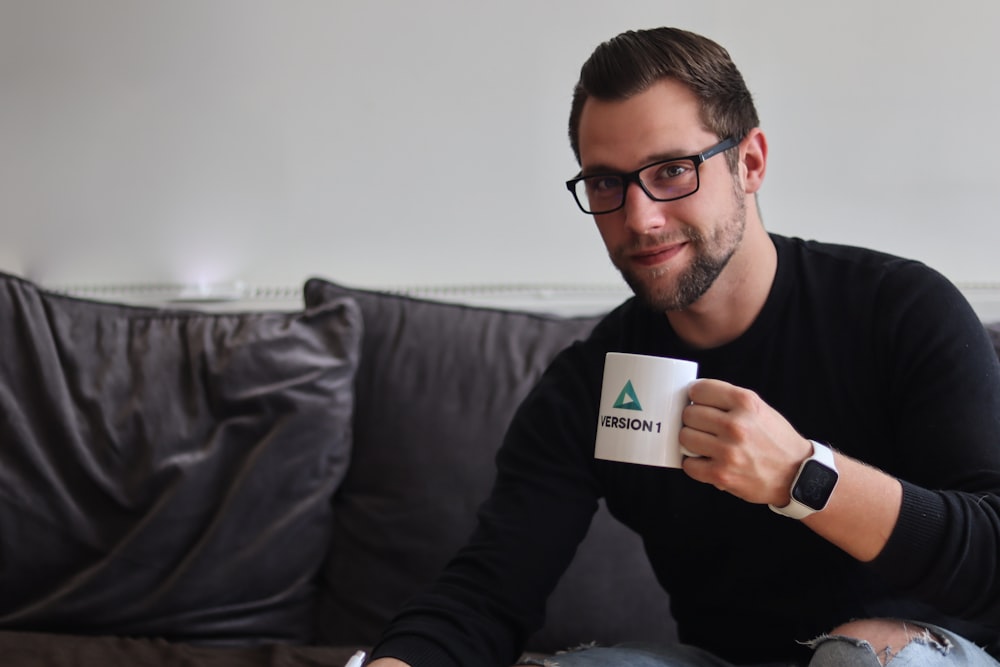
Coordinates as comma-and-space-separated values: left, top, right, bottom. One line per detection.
581, 150, 692, 177
579, 163, 622, 177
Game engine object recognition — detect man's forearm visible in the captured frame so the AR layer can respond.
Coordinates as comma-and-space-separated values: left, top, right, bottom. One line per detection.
804, 451, 902, 562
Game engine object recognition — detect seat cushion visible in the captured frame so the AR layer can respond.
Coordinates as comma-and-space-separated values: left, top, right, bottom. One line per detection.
0, 272, 362, 644
987, 320, 1000, 355
303, 278, 676, 652
0, 630, 360, 667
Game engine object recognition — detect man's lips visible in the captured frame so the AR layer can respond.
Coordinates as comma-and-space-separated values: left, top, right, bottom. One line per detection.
628, 242, 688, 267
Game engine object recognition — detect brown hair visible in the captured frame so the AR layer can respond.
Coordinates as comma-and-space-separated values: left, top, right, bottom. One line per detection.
568, 27, 759, 171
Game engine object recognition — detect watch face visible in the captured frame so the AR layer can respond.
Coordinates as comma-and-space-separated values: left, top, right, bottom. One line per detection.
792, 459, 839, 510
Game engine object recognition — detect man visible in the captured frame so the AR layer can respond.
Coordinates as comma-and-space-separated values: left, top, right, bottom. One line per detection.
366, 27, 1000, 667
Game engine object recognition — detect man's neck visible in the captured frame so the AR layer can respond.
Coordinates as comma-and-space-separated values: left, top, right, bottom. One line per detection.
665, 222, 777, 350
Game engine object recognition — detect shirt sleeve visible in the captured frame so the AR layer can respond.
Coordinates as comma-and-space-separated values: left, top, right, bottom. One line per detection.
867, 260, 1000, 630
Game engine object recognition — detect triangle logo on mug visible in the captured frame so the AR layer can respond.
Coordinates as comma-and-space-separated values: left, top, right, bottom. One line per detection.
612, 380, 643, 411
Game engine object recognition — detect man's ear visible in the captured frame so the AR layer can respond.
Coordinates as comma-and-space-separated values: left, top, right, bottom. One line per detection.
740, 128, 767, 194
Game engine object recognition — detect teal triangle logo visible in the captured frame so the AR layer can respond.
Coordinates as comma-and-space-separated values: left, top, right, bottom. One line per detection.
613, 380, 643, 411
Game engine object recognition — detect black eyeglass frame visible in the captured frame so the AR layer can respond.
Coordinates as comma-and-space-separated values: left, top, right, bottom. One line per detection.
565, 136, 740, 215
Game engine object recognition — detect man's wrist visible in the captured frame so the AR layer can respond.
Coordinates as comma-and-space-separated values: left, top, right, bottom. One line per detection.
769, 440, 839, 519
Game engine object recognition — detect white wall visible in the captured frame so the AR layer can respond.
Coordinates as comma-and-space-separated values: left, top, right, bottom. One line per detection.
2, 1, 999, 314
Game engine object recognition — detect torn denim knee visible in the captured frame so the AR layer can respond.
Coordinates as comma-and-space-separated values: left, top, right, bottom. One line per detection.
515, 641, 743, 667
516, 642, 600, 666
807, 623, 951, 666
515, 657, 559, 667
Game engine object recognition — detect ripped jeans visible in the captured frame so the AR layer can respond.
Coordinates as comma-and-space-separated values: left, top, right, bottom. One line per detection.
516, 622, 999, 667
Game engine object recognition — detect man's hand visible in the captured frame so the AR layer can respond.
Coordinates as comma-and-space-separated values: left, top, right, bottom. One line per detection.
366, 659, 410, 667
678, 378, 811, 506
678, 377, 902, 562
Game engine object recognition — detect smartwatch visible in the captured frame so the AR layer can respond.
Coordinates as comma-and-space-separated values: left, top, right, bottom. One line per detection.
769, 440, 839, 519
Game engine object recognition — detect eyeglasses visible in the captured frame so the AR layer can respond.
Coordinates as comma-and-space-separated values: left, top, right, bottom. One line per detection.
565, 136, 739, 215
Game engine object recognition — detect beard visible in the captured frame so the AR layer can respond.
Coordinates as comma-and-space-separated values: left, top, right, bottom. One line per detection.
612, 192, 747, 312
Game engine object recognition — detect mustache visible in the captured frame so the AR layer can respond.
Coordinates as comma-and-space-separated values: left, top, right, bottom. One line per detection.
616, 229, 702, 255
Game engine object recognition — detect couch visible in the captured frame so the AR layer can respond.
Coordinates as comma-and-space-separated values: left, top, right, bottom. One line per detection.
3, 270, 999, 666
0, 271, 674, 666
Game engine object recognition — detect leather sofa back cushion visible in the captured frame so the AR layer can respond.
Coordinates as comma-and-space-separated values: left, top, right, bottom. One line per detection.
303, 278, 677, 652
0, 272, 362, 644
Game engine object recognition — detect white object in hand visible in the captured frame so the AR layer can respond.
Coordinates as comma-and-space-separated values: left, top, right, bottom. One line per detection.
595, 352, 698, 468
344, 650, 366, 667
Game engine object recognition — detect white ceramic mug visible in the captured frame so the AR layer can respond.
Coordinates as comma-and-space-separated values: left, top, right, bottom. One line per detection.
595, 352, 698, 468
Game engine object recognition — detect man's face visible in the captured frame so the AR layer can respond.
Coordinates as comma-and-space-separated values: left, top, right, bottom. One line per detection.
576, 78, 747, 312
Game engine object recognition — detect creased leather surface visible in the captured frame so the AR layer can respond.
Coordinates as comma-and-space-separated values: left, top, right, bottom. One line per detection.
0, 272, 362, 644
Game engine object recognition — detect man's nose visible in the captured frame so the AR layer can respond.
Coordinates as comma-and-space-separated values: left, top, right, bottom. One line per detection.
621, 181, 668, 234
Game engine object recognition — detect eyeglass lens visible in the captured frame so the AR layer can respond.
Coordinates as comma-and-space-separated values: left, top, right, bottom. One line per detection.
574, 158, 700, 214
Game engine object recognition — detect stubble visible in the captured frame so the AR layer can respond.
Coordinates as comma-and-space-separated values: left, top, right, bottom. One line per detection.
613, 191, 747, 313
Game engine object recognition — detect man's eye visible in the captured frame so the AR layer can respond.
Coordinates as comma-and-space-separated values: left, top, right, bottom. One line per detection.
589, 176, 621, 193
655, 162, 689, 179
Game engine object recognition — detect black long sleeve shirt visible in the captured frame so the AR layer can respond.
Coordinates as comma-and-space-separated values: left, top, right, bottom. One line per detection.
372, 235, 1000, 666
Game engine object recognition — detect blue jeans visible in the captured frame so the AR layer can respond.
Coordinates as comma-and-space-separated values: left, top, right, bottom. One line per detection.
517, 623, 999, 666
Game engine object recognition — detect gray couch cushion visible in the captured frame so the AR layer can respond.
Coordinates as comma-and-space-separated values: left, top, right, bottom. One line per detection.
987, 321, 1000, 354
303, 278, 676, 653
0, 630, 357, 667
0, 272, 362, 644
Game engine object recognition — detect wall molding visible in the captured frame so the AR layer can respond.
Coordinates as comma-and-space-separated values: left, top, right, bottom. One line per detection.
45, 281, 1000, 319
46, 281, 634, 315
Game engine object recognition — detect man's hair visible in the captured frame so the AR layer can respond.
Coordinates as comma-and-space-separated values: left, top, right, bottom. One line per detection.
568, 27, 759, 171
